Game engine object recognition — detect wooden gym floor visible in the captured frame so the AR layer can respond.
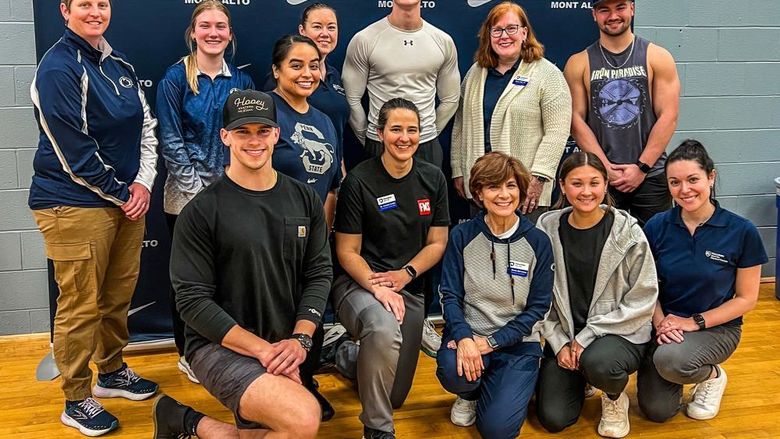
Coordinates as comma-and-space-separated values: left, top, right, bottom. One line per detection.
1, 283, 778, 438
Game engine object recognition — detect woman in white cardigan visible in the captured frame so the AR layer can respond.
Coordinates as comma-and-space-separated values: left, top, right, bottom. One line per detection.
451, 1, 572, 222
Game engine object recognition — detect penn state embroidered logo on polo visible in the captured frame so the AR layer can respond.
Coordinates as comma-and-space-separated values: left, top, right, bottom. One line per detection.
507, 260, 529, 277
705, 250, 728, 264
417, 198, 431, 216
377, 194, 397, 212
229, 88, 240, 94
119, 76, 134, 88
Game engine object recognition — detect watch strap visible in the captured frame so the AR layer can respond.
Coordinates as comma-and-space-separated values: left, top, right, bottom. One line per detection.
692, 313, 706, 331
291, 333, 313, 352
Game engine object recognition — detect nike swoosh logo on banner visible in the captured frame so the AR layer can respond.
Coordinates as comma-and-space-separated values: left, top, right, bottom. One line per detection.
287, 0, 309, 5
467, 0, 493, 6
237, 63, 251, 70
128, 301, 156, 317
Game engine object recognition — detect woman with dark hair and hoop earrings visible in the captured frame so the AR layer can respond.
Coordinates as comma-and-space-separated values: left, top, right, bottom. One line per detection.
30, 0, 159, 435
265, 3, 351, 171
333, 98, 449, 439
637, 140, 767, 423
535, 152, 658, 438
156, 0, 254, 384
267, 34, 340, 420
435, 152, 553, 439
451, 1, 571, 223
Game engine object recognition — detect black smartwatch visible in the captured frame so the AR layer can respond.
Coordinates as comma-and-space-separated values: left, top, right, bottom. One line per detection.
692, 313, 706, 331
291, 333, 313, 352
487, 335, 500, 350
403, 265, 417, 280
635, 160, 652, 174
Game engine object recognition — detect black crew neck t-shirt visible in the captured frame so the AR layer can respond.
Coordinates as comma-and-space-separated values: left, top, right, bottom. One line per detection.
335, 157, 450, 294
559, 210, 614, 333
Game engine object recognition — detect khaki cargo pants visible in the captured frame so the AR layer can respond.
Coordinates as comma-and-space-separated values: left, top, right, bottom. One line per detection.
33, 206, 144, 401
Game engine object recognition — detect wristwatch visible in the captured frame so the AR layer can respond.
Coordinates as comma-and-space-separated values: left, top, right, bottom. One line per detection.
635, 160, 652, 174
403, 265, 418, 280
691, 313, 706, 331
291, 333, 313, 352
486, 335, 500, 350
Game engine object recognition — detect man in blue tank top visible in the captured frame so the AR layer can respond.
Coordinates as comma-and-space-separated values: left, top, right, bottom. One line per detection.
564, 0, 680, 225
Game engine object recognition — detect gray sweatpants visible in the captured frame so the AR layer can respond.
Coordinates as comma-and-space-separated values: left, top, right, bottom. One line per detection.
637, 323, 741, 422
331, 275, 425, 433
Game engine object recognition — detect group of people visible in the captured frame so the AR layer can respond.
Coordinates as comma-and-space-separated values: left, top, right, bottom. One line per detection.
28, 0, 768, 439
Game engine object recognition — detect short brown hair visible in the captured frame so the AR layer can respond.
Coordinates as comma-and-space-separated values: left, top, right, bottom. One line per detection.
469, 152, 530, 207
475, 1, 544, 68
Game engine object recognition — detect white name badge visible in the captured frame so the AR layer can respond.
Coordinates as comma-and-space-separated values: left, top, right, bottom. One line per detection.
377, 194, 398, 212
507, 260, 529, 277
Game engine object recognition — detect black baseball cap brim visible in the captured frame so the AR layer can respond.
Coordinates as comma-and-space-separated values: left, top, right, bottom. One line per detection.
225, 116, 278, 131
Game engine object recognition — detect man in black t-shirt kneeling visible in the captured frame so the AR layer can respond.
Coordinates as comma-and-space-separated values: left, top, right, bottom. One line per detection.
151, 90, 332, 439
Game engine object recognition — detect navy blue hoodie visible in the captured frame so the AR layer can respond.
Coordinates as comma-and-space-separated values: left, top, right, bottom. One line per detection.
440, 212, 553, 351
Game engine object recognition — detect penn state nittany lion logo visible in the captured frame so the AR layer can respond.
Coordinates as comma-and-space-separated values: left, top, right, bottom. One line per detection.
596, 79, 641, 127
291, 123, 334, 175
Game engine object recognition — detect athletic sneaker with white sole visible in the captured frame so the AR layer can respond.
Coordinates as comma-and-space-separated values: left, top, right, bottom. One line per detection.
177, 356, 200, 384
421, 318, 441, 358
61, 397, 118, 437
686, 365, 727, 420
598, 392, 630, 438
585, 383, 598, 398
450, 396, 477, 427
92, 363, 158, 401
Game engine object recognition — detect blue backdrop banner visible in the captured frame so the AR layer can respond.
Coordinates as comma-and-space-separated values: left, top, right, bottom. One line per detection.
34, 0, 599, 342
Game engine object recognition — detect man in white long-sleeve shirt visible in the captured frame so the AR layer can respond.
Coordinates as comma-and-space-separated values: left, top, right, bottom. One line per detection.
342, 0, 460, 168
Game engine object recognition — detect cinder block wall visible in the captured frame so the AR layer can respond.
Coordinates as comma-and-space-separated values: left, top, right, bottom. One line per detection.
635, 0, 779, 278
0, 0, 777, 335
0, 0, 48, 335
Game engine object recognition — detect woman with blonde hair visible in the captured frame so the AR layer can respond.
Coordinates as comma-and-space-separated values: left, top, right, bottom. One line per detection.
156, 0, 254, 382
451, 1, 571, 223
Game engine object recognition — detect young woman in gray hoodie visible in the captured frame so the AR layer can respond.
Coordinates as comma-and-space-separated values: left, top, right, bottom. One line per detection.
535, 152, 659, 438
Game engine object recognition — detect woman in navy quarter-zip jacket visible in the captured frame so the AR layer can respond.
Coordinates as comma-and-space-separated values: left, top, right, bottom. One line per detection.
155, 0, 253, 385
29, 1, 158, 436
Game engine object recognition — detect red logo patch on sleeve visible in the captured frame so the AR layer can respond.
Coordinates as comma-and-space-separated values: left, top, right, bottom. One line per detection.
417, 198, 431, 216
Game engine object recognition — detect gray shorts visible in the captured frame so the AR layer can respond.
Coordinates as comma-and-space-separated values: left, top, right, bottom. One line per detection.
189, 343, 266, 429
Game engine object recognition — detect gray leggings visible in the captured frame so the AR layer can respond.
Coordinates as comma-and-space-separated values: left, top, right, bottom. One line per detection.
637, 323, 741, 422
331, 275, 425, 433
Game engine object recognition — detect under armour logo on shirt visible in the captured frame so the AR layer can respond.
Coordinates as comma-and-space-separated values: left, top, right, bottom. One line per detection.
404, 40, 413, 46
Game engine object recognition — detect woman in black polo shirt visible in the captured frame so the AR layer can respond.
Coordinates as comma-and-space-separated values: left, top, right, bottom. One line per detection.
638, 140, 768, 423
332, 98, 449, 439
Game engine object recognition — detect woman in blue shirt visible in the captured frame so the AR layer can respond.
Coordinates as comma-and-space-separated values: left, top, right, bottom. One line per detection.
265, 3, 351, 171
156, 0, 253, 382
638, 140, 768, 423
270, 34, 341, 229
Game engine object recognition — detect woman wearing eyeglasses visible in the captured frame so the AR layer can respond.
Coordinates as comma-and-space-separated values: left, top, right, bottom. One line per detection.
451, 1, 571, 223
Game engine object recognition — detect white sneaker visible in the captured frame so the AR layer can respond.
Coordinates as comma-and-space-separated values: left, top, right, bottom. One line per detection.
598, 392, 630, 438
177, 356, 200, 384
323, 323, 348, 347
687, 365, 727, 420
585, 383, 598, 398
450, 396, 477, 427
421, 318, 441, 358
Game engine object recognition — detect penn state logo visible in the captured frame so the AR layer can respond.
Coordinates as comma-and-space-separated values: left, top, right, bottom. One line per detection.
291, 122, 334, 176
119, 76, 134, 89
229, 88, 240, 94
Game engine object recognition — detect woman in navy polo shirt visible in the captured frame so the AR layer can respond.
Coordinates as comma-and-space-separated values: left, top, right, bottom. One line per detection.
156, 0, 254, 383
638, 140, 768, 422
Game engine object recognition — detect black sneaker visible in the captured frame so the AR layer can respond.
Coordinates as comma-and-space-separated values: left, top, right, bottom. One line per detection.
362, 426, 396, 439
61, 397, 119, 437
153, 394, 194, 439
92, 363, 158, 401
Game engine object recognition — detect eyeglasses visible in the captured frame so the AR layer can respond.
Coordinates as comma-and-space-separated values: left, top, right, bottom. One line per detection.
490, 24, 523, 38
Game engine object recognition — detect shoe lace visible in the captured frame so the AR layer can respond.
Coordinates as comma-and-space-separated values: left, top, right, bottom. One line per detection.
602, 397, 621, 421
115, 367, 141, 386
691, 380, 714, 404
77, 398, 105, 418
175, 434, 192, 439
